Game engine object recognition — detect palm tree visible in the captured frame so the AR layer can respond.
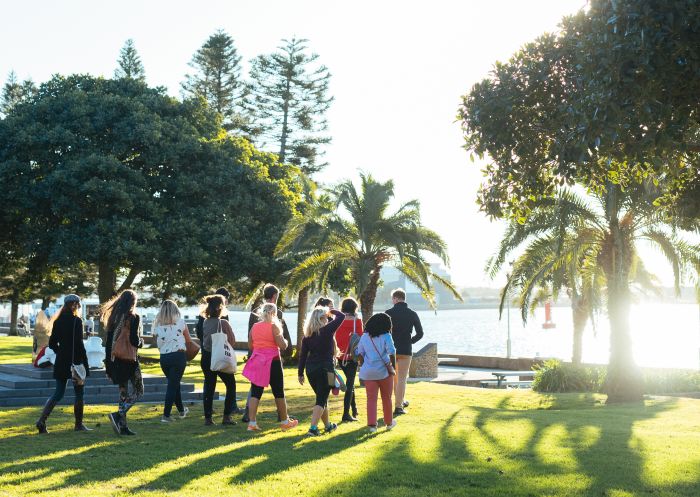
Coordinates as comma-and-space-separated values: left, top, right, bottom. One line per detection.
488, 184, 699, 403
275, 173, 461, 323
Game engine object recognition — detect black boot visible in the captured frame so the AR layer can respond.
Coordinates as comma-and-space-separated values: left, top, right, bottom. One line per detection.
36, 398, 57, 434
241, 405, 249, 423
119, 416, 136, 436
74, 401, 92, 432
108, 411, 122, 435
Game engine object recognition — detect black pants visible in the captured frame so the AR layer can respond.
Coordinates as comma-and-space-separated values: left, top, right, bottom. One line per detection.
250, 360, 285, 399
201, 351, 237, 418
306, 366, 333, 408
339, 360, 358, 415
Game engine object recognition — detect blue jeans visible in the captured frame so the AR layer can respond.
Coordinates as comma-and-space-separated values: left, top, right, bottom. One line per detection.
160, 351, 186, 417
50, 378, 84, 403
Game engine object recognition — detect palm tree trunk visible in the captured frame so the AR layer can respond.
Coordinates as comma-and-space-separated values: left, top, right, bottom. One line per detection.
296, 287, 309, 354
604, 221, 643, 403
571, 294, 588, 365
359, 266, 382, 324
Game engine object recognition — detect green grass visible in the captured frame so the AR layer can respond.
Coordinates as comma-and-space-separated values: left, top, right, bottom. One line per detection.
1, 336, 699, 496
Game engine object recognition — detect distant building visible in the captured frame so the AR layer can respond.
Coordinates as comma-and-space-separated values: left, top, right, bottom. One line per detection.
377, 263, 459, 309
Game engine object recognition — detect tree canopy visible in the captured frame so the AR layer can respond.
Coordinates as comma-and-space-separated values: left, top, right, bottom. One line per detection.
459, 0, 700, 220
247, 38, 333, 175
0, 75, 302, 303
114, 39, 146, 81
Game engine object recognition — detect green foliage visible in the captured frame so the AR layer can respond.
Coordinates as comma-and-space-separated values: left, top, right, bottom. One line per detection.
181, 30, 249, 134
0, 75, 301, 303
276, 173, 461, 318
0, 70, 36, 116
114, 39, 146, 81
533, 360, 605, 393
459, 0, 700, 220
247, 38, 333, 175
642, 369, 700, 395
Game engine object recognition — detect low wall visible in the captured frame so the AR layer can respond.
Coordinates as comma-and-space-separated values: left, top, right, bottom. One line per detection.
409, 343, 439, 379
439, 354, 544, 371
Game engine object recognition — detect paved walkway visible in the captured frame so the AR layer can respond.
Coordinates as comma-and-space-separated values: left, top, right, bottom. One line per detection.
409, 365, 523, 385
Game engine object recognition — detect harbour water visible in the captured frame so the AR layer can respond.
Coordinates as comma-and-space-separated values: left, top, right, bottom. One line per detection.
174, 303, 700, 370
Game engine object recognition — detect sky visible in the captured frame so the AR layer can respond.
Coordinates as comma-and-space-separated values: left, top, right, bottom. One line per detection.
7, 0, 674, 289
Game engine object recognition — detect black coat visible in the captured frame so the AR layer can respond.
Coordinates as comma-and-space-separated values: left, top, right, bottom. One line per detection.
385, 302, 424, 356
104, 314, 143, 384
49, 313, 89, 381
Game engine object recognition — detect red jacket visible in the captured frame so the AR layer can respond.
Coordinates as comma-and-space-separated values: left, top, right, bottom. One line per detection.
335, 316, 364, 360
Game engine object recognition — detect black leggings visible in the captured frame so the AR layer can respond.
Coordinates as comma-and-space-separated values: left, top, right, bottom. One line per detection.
307, 367, 333, 408
339, 360, 358, 415
50, 378, 84, 403
250, 360, 285, 399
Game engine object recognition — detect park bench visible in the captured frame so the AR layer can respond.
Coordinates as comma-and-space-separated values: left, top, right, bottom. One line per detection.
491, 370, 536, 388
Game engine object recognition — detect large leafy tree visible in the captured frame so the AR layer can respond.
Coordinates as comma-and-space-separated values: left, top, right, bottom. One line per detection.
114, 39, 146, 81
460, 0, 700, 403
460, 0, 700, 221
0, 75, 301, 304
182, 30, 249, 134
247, 38, 333, 175
276, 173, 461, 321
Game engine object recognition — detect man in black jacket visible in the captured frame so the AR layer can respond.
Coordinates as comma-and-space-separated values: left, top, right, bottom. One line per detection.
385, 288, 423, 416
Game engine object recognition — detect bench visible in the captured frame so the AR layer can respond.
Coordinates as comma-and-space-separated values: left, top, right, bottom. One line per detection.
492, 370, 536, 388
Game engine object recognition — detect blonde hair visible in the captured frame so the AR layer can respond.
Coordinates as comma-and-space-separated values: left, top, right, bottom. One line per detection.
258, 302, 281, 328
303, 306, 329, 337
154, 300, 181, 327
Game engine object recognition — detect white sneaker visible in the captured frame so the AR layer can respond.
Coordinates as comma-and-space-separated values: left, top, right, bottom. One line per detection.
161, 416, 173, 423
368, 425, 377, 433
179, 407, 189, 419
386, 420, 397, 431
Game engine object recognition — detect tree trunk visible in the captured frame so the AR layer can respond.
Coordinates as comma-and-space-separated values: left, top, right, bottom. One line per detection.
571, 294, 588, 365
9, 291, 19, 337
97, 261, 117, 303
117, 267, 140, 294
603, 219, 643, 403
359, 266, 382, 325
295, 287, 309, 354
41, 296, 51, 309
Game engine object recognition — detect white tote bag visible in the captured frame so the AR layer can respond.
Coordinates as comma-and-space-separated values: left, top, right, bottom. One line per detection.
210, 320, 237, 374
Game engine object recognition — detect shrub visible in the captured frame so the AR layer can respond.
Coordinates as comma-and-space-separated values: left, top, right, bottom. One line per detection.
642, 369, 700, 394
532, 360, 604, 393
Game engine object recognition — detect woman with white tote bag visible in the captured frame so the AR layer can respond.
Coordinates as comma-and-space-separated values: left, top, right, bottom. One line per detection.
199, 294, 238, 426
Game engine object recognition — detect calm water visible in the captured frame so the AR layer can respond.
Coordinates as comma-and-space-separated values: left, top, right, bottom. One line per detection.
170, 303, 700, 370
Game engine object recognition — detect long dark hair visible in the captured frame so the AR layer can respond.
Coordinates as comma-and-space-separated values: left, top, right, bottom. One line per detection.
101, 289, 138, 332
314, 296, 333, 308
48, 302, 80, 334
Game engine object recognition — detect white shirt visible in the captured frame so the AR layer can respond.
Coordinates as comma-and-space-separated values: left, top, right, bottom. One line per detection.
153, 318, 188, 355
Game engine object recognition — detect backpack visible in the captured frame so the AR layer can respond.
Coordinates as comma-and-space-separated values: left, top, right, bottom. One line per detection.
343, 318, 362, 364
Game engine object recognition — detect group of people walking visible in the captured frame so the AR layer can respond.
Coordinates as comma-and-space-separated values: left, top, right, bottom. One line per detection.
34, 284, 424, 438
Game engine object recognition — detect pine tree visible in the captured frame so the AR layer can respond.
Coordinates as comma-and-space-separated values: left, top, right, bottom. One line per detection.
247, 38, 333, 175
1, 71, 36, 116
181, 30, 248, 133
114, 39, 146, 81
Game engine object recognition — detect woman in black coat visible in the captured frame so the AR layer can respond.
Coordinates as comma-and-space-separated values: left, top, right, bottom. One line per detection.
35, 294, 91, 434
102, 289, 144, 436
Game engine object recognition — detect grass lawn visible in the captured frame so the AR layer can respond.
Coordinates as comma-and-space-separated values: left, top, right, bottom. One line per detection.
0, 336, 699, 497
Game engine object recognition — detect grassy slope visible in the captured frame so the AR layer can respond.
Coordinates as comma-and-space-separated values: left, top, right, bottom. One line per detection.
0, 336, 699, 497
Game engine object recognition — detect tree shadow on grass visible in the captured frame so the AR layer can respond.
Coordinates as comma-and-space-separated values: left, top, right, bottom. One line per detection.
317, 395, 699, 497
